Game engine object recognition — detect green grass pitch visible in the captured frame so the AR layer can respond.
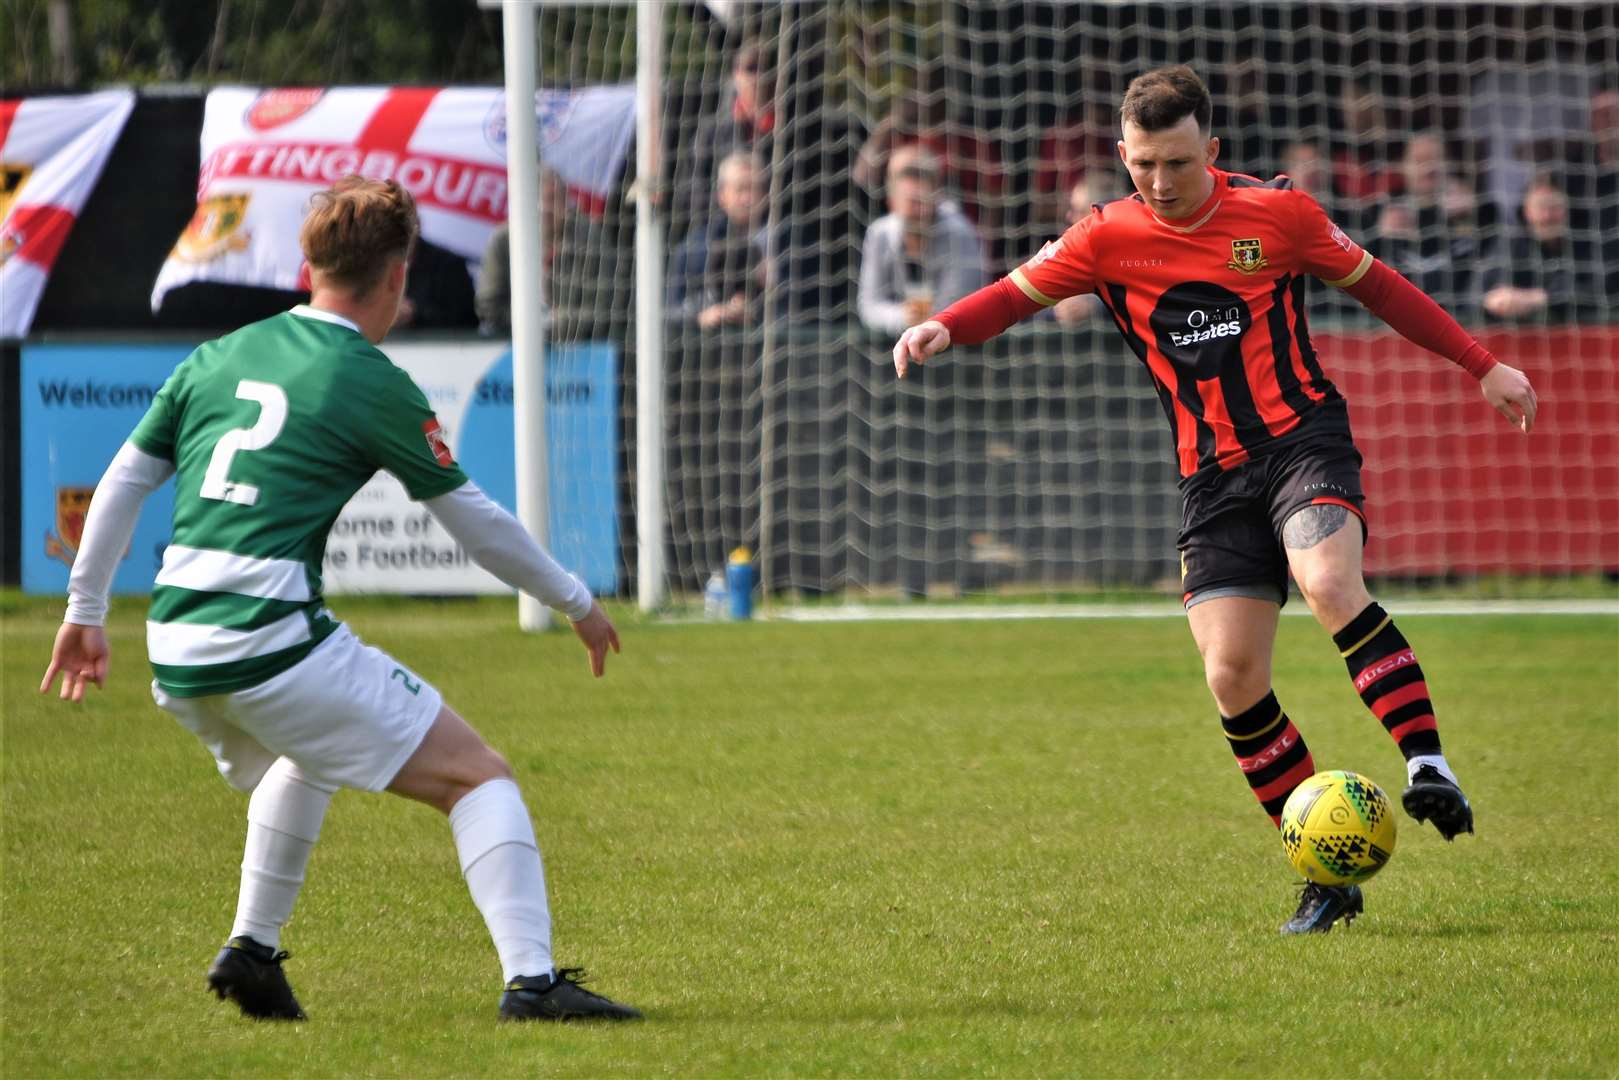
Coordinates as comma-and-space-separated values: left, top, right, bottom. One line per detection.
4, 593, 1615, 1077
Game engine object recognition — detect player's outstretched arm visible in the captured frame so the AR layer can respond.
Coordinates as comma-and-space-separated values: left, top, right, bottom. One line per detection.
423, 481, 620, 677
893, 276, 1049, 378
1479, 362, 1538, 434
40, 441, 174, 702
1343, 258, 1538, 435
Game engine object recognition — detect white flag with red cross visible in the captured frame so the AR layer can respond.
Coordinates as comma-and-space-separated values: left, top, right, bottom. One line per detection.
150, 85, 636, 312
0, 90, 135, 339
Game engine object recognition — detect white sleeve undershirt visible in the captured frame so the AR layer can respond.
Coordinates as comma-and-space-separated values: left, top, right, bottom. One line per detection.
423, 481, 595, 621
66, 442, 176, 627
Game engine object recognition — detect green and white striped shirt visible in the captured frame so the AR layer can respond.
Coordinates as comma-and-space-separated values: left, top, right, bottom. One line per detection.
126, 306, 467, 696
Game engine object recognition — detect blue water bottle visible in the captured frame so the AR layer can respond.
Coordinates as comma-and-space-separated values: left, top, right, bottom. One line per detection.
726, 546, 755, 620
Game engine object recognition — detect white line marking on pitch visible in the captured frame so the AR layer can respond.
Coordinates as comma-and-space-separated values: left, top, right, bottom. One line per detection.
770, 599, 1619, 623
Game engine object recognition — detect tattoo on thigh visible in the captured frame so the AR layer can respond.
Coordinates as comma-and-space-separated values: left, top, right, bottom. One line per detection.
1282, 505, 1351, 550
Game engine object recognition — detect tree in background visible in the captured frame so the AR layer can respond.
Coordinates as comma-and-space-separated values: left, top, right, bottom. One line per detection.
2, 0, 508, 88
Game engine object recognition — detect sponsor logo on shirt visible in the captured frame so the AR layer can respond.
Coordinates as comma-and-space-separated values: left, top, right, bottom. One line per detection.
1329, 223, 1354, 252
1226, 237, 1269, 275
422, 417, 455, 467
1168, 305, 1243, 347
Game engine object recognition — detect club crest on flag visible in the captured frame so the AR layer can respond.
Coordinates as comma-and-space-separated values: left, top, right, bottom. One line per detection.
45, 486, 95, 566
1, 163, 34, 224
1226, 238, 1268, 275
0, 227, 19, 267
173, 193, 253, 264
245, 88, 325, 132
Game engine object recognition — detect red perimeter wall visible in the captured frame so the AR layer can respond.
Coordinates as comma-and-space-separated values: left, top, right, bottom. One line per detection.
1317, 327, 1619, 576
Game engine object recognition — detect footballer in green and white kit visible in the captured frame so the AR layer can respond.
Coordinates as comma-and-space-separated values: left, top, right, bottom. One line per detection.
47, 291, 639, 1021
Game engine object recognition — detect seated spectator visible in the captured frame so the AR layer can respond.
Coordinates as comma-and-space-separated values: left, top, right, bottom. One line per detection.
475, 169, 565, 336
1366, 133, 1496, 315
1053, 172, 1124, 327
667, 150, 768, 328
1481, 172, 1606, 324
857, 147, 987, 336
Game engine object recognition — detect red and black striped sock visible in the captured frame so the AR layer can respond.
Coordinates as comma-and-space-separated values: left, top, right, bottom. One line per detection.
1333, 602, 1441, 759
1221, 690, 1316, 828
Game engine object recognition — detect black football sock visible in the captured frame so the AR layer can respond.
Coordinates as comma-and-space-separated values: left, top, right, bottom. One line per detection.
1221, 690, 1316, 828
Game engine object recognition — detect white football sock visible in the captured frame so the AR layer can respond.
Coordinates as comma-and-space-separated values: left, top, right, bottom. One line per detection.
449, 778, 552, 984
231, 757, 335, 949
1407, 754, 1459, 786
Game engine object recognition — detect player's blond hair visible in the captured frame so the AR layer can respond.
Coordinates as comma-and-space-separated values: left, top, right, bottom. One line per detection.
299, 176, 419, 298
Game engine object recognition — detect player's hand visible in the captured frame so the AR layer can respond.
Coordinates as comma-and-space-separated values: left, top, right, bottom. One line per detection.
893, 319, 952, 379
1480, 362, 1537, 434
570, 601, 621, 678
40, 623, 110, 702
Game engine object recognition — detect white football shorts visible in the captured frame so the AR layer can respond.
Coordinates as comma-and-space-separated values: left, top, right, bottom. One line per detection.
152, 623, 442, 793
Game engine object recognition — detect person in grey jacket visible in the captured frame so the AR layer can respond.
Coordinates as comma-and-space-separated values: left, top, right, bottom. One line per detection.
858, 147, 987, 336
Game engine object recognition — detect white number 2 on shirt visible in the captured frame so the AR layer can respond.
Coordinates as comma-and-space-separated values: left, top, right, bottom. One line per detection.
200, 380, 288, 506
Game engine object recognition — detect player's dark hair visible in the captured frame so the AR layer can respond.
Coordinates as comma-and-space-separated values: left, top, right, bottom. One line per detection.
1120, 65, 1212, 134
300, 176, 419, 299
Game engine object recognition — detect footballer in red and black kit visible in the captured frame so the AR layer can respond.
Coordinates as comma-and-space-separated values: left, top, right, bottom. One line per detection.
893, 64, 1539, 936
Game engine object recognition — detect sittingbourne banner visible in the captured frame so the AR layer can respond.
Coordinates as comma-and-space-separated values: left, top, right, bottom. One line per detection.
150, 85, 635, 311
0, 90, 135, 338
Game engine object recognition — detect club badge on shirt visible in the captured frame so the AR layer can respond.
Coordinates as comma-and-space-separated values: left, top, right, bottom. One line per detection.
422, 417, 455, 467
1227, 238, 1269, 275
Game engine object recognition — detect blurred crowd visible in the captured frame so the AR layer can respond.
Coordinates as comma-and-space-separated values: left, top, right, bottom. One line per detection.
644, 46, 1619, 335
466, 45, 1619, 335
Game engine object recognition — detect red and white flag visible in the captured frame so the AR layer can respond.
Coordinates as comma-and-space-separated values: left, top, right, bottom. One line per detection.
0, 90, 135, 338
151, 85, 636, 311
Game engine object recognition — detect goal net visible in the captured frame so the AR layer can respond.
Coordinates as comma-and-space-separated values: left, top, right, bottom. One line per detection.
525, 2, 1618, 605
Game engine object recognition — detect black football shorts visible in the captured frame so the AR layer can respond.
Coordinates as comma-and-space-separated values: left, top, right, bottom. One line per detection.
1178, 435, 1367, 608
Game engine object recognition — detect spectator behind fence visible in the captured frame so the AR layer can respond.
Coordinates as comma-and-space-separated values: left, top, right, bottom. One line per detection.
475, 169, 565, 337
858, 147, 986, 337
667, 150, 768, 328
1367, 133, 1496, 316
1052, 172, 1124, 327
1277, 139, 1340, 212
1566, 87, 1619, 309
1481, 172, 1606, 324
673, 42, 775, 239
852, 66, 1004, 236
1033, 92, 1117, 232
1467, 64, 1596, 218
1220, 59, 1291, 180
1330, 78, 1397, 203
390, 238, 477, 331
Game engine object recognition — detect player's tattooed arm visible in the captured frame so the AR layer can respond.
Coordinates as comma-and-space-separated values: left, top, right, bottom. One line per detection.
1282, 505, 1352, 550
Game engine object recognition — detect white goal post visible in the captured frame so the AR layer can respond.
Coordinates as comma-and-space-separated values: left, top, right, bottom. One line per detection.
481, 0, 668, 623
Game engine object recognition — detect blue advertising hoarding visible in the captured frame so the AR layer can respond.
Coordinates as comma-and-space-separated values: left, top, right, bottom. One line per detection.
21, 340, 618, 597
